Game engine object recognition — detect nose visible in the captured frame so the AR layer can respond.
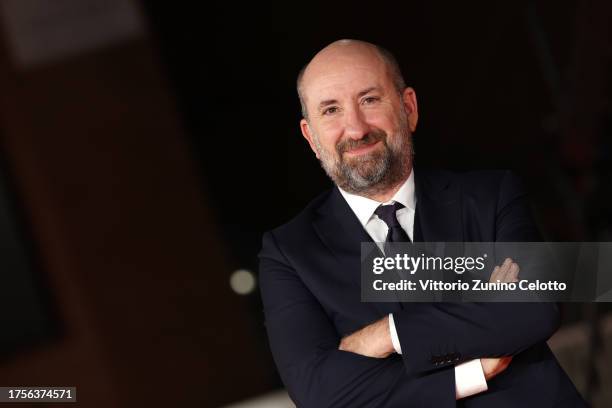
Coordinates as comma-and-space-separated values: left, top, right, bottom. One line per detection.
343, 105, 369, 140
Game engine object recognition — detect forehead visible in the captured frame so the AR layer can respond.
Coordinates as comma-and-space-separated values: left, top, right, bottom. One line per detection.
301, 52, 393, 102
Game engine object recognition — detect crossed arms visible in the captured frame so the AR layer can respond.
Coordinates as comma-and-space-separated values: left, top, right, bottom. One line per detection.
338, 258, 521, 375
260, 231, 558, 407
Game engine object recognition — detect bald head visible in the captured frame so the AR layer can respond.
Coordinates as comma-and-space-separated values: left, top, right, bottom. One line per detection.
297, 40, 406, 119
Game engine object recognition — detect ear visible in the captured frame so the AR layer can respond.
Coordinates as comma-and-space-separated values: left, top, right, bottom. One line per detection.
300, 118, 320, 158
401, 87, 418, 132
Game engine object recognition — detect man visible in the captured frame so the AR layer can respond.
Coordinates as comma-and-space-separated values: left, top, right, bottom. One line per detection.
259, 39, 586, 407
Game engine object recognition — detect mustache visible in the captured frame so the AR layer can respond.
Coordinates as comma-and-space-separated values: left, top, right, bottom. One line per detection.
336, 130, 386, 154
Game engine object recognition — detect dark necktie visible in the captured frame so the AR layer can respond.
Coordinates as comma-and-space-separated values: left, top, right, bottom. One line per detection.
374, 202, 413, 300
375, 202, 411, 259
374, 201, 411, 244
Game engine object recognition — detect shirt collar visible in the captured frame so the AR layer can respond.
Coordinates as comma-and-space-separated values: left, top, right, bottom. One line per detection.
338, 169, 416, 227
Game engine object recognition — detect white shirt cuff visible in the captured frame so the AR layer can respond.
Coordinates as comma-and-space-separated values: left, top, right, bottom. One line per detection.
388, 313, 402, 354
455, 359, 488, 399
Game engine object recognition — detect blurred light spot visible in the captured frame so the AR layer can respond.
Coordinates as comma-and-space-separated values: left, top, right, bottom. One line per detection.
230, 269, 256, 295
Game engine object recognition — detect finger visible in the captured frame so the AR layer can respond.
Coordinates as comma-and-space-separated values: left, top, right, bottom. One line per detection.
500, 263, 517, 284
499, 258, 514, 282
509, 262, 520, 282
501, 257, 512, 269
495, 260, 509, 278
498, 258, 511, 275
490, 266, 500, 282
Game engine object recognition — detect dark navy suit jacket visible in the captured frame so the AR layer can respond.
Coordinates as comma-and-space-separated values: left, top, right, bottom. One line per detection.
259, 170, 586, 407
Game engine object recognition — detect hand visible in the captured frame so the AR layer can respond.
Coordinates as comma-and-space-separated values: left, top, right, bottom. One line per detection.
489, 258, 519, 283
339, 316, 394, 358
480, 356, 512, 380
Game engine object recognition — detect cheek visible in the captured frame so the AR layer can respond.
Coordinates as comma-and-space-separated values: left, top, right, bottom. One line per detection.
316, 123, 344, 147
363, 110, 397, 132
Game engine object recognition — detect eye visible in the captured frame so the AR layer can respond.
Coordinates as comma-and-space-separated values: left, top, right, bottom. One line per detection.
322, 106, 339, 115
362, 96, 380, 105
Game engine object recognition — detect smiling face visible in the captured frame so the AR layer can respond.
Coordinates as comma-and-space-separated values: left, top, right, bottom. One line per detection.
298, 40, 418, 198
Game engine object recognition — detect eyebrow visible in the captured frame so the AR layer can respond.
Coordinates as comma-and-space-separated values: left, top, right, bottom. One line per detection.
357, 86, 380, 98
316, 86, 381, 112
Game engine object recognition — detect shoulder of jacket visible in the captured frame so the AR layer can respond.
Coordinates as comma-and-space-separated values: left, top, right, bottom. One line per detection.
418, 168, 512, 187
263, 187, 334, 239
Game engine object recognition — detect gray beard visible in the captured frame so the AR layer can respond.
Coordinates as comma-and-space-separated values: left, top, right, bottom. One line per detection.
314, 123, 413, 198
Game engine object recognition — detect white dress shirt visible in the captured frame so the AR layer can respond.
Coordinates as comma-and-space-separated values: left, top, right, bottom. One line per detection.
338, 170, 488, 399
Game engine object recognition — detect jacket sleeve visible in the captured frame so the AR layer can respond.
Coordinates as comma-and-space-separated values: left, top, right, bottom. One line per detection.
392, 301, 559, 375
259, 230, 456, 408
393, 171, 560, 375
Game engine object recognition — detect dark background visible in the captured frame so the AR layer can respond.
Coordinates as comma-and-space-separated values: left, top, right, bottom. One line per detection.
0, 0, 609, 407
147, 0, 612, 261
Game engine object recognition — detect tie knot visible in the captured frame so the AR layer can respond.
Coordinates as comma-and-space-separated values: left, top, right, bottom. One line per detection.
374, 202, 405, 228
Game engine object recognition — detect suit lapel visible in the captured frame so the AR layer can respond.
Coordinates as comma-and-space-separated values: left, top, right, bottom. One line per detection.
312, 187, 400, 318
312, 187, 374, 261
